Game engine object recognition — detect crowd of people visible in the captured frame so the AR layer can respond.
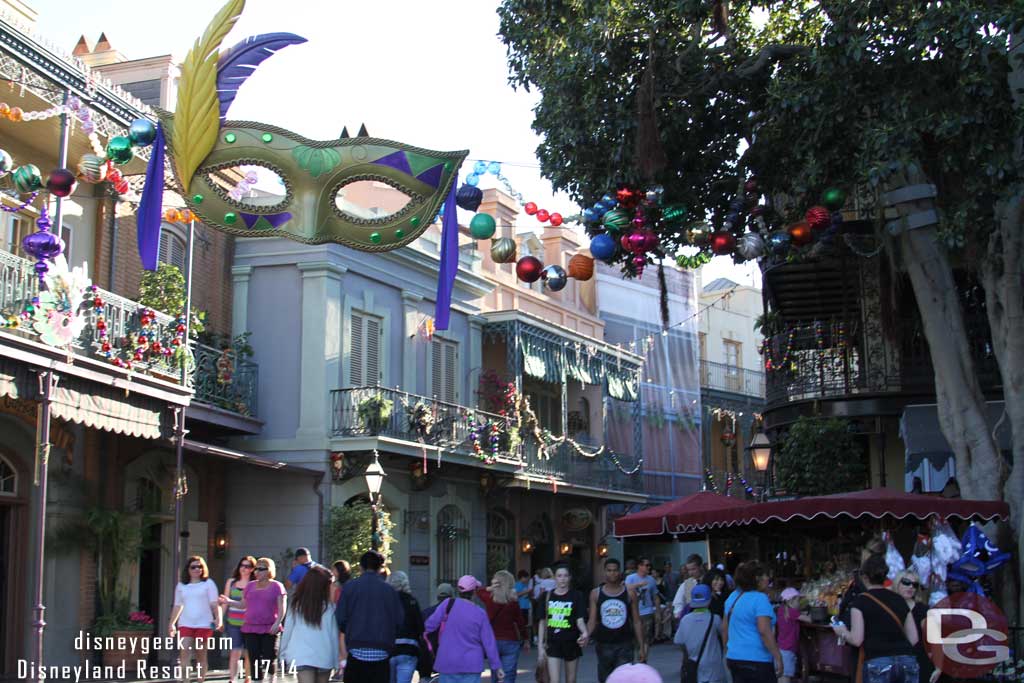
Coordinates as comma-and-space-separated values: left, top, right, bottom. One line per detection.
166, 545, 942, 683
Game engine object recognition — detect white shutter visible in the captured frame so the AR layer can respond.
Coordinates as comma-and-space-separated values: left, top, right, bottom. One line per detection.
366, 315, 381, 386
431, 340, 443, 399
444, 342, 457, 402
350, 313, 364, 386
431, 339, 458, 403
159, 230, 186, 271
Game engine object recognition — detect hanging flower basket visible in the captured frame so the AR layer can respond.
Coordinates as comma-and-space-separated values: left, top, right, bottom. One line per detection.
357, 395, 393, 434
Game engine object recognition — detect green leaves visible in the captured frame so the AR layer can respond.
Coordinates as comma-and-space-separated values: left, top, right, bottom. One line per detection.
776, 417, 868, 496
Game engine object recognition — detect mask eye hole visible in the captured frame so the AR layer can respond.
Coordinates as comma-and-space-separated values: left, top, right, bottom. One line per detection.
333, 177, 418, 223
203, 163, 291, 212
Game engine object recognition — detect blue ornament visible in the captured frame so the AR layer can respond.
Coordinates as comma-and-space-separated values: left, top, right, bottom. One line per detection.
466, 173, 480, 187
473, 161, 488, 175
589, 233, 616, 260
456, 184, 483, 212
601, 194, 615, 205
583, 208, 599, 223
767, 230, 791, 256
487, 161, 501, 175
128, 118, 158, 147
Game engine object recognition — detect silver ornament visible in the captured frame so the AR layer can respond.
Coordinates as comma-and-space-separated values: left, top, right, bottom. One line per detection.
541, 264, 568, 292
737, 232, 765, 260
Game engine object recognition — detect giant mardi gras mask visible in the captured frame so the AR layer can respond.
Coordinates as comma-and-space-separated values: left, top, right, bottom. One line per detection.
138, 0, 466, 263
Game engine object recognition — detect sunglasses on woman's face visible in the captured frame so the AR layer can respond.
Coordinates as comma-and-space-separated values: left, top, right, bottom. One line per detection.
900, 579, 920, 588
240, 564, 253, 569
256, 566, 269, 571
189, 565, 202, 570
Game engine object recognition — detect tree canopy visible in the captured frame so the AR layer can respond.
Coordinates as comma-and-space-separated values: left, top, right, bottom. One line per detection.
498, 1, 1020, 249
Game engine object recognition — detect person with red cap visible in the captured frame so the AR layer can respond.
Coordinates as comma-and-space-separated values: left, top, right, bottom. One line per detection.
424, 574, 505, 682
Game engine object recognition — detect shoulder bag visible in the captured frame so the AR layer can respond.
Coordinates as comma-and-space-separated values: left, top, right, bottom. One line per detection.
853, 592, 908, 683
681, 614, 716, 683
418, 598, 456, 679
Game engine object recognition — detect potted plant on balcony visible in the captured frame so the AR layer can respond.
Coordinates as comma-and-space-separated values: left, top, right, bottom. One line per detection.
357, 394, 393, 433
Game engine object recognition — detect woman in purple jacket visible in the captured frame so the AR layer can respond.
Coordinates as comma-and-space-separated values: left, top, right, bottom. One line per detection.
424, 575, 505, 683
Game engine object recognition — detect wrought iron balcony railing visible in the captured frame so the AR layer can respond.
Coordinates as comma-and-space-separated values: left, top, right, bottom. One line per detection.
700, 359, 765, 398
0, 248, 257, 417
330, 386, 644, 494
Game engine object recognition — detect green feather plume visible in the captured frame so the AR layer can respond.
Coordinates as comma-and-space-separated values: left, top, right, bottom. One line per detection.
172, 0, 245, 186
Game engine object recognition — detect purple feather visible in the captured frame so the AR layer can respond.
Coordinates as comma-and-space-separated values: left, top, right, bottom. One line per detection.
216, 33, 307, 120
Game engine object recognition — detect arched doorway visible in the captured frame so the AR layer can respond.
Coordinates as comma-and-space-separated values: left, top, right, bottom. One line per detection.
436, 504, 470, 587
525, 514, 554, 574
486, 509, 515, 578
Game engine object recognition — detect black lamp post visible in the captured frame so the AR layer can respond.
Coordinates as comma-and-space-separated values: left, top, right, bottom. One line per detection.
749, 432, 772, 501
364, 451, 386, 550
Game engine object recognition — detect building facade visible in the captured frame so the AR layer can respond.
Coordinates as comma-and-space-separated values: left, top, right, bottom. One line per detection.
695, 276, 766, 495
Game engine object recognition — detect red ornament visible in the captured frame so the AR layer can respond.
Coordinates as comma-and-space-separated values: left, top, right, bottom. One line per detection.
524, 202, 538, 215
46, 168, 78, 198
536, 209, 550, 223
620, 234, 632, 251
616, 186, 642, 210
805, 205, 831, 231
549, 213, 563, 227
96, 319, 106, 330
516, 256, 543, 283
114, 180, 129, 195
101, 342, 111, 352
106, 169, 122, 184
788, 221, 813, 246
642, 229, 659, 251
710, 231, 737, 255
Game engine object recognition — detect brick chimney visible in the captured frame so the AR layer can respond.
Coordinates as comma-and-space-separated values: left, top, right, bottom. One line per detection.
72, 35, 90, 57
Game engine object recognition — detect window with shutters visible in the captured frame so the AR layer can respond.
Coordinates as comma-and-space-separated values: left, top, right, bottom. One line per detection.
350, 310, 383, 387
158, 226, 187, 271
430, 338, 458, 403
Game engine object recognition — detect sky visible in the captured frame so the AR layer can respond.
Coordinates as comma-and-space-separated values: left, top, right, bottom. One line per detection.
24, 0, 756, 288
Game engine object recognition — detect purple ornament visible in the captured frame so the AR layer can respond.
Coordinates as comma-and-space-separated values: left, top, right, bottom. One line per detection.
21, 206, 62, 287
627, 231, 647, 253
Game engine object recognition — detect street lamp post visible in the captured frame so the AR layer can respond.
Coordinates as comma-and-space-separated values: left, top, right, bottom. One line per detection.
749, 432, 772, 501
364, 451, 386, 551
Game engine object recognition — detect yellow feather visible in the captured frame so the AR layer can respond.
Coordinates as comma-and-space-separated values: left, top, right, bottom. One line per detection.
172, 0, 245, 186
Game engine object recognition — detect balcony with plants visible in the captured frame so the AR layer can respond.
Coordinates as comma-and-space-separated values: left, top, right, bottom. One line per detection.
330, 381, 644, 498
0, 249, 258, 422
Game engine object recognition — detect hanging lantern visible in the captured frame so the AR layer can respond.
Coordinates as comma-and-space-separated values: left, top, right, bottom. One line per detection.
567, 254, 594, 281
516, 256, 544, 283
490, 237, 517, 263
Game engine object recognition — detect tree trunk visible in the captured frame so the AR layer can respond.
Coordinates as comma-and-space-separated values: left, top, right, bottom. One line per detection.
981, 192, 1024, 624
883, 162, 1004, 491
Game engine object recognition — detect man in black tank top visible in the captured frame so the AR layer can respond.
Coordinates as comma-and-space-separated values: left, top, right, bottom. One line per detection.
587, 558, 646, 682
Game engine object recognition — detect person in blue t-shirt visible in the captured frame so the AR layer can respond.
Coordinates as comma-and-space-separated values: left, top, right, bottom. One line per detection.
285, 547, 316, 590
624, 557, 660, 661
722, 561, 783, 683
515, 569, 533, 627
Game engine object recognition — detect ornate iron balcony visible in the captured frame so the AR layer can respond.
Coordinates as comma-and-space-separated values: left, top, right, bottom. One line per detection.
330, 386, 644, 494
